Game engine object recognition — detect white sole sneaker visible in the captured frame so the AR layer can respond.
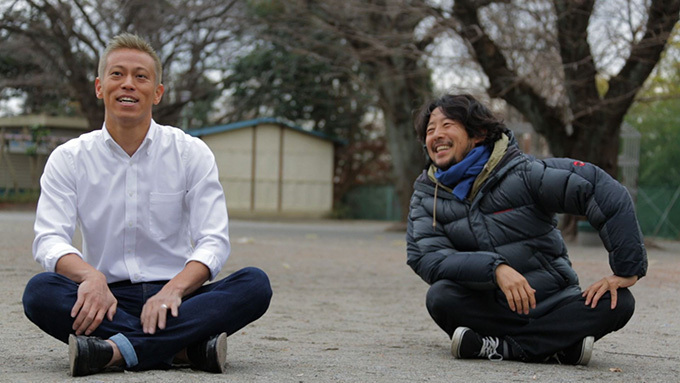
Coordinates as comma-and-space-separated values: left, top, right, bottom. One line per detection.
577, 336, 594, 366
451, 326, 471, 358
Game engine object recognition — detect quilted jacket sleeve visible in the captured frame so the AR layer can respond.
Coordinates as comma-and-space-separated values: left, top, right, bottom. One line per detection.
528, 158, 647, 278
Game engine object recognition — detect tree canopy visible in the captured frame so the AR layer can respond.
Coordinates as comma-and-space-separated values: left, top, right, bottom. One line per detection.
626, 28, 680, 187
0, 0, 245, 130
240, 0, 679, 217
224, 40, 393, 202
224, 42, 371, 137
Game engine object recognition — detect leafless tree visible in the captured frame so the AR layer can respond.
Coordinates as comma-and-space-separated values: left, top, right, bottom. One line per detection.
439, 0, 680, 177
0, 0, 246, 130
245, 0, 679, 220
244, 0, 436, 218
3, 0, 677, 221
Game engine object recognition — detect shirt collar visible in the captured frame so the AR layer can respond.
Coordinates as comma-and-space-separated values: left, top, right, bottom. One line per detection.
101, 120, 158, 156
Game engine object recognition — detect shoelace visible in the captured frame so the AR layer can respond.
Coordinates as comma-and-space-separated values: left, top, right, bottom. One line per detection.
478, 336, 503, 361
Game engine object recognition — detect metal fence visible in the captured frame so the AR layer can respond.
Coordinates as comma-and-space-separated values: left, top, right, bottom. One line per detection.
637, 185, 680, 239
342, 184, 401, 221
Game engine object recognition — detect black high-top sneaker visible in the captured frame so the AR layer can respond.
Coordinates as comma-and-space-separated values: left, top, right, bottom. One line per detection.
451, 327, 504, 361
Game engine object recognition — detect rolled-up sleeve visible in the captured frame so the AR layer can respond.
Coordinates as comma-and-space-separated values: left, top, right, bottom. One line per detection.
33, 147, 83, 272
184, 140, 230, 280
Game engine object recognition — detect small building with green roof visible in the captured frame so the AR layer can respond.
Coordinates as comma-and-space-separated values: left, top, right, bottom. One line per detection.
189, 118, 341, 218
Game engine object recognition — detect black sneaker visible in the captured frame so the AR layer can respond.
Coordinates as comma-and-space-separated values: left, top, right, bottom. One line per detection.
555, 336, 594, 365
186, 332, 228, 373
68, 334, 114, 376
451, 327, 503, 361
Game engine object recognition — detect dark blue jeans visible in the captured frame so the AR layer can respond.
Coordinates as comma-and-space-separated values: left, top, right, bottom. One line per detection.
23, 267, 272, 370
426, 279, 635, 362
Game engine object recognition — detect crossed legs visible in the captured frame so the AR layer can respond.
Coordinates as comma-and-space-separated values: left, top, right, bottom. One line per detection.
23, 267, 272, 371
426, 279, 635, 362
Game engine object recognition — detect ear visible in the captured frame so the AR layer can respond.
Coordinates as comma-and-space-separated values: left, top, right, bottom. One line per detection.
95, 78, 103, 99
153, 83, 165, 105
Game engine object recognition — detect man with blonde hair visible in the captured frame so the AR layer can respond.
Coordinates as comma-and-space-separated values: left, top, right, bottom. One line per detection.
23, 33, 272, 376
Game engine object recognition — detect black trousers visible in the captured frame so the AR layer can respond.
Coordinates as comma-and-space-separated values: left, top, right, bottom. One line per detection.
426, 280, 635, 362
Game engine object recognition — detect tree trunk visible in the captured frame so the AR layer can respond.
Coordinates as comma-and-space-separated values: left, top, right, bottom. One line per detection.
452, 0, 679, 173
451, 0, 680, 236
371, 59, 432, 221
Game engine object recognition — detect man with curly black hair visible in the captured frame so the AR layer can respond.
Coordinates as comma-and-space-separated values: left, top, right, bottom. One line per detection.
407, 93, 646, 365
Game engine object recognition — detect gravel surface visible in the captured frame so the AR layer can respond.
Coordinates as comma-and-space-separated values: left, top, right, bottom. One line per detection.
1, 210, 678, 382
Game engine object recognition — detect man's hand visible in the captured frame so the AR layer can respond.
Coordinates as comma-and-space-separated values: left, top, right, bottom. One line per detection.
71, 271, 117, 335
140, 261, 210, 334
140, 287, 183, 334
495, 264, 536, 315
583, 275, 638, 309
55, 254, 117, 335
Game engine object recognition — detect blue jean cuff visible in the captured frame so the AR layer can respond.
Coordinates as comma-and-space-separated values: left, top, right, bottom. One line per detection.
109, 333, 138, 368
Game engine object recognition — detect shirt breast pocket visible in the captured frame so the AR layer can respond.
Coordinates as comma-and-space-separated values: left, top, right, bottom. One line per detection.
149, 191, 185, 239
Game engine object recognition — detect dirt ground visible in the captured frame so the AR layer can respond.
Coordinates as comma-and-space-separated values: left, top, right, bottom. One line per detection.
0, 210, 678, 382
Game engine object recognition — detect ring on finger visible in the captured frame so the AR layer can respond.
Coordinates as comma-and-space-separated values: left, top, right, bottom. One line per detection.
160, 304, 168, 309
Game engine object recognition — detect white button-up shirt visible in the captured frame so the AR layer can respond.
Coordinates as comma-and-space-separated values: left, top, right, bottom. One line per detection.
33, 120, 230, 283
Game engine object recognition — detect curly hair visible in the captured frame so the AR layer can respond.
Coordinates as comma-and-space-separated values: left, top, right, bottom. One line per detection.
414, 94, 508, 147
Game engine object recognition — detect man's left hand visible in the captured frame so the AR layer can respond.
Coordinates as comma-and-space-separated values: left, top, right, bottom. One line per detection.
140, 288, 182, 334
583, 275, 638, 309
139, 261, 210, 334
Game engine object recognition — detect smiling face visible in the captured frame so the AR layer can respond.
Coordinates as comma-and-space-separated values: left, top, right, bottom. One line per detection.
425, 107, 484, 170
95, 48, 164, 130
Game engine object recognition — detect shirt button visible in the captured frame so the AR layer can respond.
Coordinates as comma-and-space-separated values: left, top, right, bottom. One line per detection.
128, 221, 133, 227
134, 274, 141, 279
128, 191, 134, 197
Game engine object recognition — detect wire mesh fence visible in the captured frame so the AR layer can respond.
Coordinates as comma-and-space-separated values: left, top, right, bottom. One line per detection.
637, 185, 680, 239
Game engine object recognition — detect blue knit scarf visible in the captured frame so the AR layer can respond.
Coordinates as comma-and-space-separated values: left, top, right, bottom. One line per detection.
434, 145, 491, 201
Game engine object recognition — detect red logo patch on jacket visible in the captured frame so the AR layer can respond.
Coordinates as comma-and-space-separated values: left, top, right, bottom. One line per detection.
573, 161, 586, 167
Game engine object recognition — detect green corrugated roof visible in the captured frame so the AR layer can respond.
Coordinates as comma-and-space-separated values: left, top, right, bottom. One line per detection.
188, 117, 345, 144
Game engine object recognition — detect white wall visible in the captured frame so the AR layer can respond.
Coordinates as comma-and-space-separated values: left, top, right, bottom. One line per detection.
281, 128, 333, 213
202, 128, 253, 211
200, 123, 334, 217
